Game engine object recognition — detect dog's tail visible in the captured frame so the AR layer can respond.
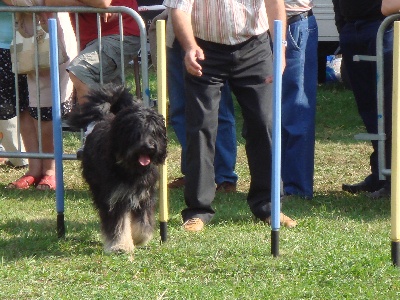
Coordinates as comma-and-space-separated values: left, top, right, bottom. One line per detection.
67, 84, 138, 130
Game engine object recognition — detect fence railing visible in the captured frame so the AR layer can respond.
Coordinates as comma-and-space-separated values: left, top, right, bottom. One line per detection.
353, 13, 400, 180
0, 6, 149, 162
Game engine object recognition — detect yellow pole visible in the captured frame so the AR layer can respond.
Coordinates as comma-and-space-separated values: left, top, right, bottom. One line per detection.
156, 20, 168, 242
391, 21, 400, 266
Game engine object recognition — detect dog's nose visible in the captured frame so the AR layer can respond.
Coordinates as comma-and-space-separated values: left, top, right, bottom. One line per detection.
140, 143, 156, 153
140, 137, 156, 151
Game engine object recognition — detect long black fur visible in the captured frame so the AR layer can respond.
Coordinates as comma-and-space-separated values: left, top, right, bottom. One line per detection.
68, 84, 167, 253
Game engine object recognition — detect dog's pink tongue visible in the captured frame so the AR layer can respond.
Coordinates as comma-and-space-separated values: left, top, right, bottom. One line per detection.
139, 155, 151, 166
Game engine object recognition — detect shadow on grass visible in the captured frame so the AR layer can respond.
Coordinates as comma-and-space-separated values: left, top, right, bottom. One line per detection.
166, 188, 253, 226
0, 218, 102, 261
167, 188, 391, 226
283, 190, 391, 223
0, 185, 391, 262
0, 187, 104, 261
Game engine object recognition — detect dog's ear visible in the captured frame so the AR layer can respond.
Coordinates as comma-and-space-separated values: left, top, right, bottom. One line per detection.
148, 112, 168, 165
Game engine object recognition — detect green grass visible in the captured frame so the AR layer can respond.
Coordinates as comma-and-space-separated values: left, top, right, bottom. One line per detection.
0, 81, 399, 299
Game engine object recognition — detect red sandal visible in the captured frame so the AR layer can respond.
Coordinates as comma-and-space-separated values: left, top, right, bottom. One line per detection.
8, 175, 41, 190
36, 175, 56, 191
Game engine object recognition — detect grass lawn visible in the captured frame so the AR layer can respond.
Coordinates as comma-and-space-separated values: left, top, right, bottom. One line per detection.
0, 81, 399, 299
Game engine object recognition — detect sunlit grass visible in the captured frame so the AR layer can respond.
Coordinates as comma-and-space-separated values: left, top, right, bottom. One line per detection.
0, 82, 399, 299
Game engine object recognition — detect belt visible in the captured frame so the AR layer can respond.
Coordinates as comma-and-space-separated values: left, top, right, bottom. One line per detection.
287, 9, 313, 25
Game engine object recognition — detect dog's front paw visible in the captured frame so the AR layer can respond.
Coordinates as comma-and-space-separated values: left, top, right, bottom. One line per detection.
104, 240, 135, 254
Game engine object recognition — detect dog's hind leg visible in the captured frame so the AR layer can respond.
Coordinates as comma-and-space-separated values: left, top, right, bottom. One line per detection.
103, 211, 135, 253
130, 209, 154, 246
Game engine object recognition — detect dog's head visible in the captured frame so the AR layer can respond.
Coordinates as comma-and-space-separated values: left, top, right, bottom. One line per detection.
109, 105, 167, 172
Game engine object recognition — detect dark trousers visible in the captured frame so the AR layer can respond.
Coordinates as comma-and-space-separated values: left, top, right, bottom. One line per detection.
340, 19, 393, 182
182, 32, 274, 223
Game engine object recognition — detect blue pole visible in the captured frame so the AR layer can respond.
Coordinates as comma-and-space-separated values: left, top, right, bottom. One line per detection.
49, 19, 65, 238
271, 20, 283, 257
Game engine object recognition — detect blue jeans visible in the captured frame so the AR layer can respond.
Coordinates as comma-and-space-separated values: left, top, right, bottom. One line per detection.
340, 19, 393, 183
281, 14, 318, 199
167, 41, 237, 185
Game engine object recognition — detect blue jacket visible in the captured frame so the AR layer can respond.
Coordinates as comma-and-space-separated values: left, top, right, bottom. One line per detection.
0, 1, 13, 49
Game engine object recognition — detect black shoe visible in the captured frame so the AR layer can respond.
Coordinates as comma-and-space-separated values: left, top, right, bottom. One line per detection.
368, 186, 391, 199
342, 177, 385, 194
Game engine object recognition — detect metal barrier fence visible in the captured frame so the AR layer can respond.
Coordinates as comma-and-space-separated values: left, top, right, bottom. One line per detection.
0, 6, 149, 236
0, 5, 149, 162
353, 14, 400, 180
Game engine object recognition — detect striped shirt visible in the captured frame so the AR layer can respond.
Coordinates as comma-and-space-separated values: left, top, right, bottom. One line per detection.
163, 0, 269, 45
285, 0, 313, 17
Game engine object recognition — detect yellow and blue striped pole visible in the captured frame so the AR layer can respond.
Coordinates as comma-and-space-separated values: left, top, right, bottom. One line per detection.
157, 20, 168, 243
391, 21, 400, 267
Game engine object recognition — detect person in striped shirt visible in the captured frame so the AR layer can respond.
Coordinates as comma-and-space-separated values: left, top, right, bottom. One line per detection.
163, 0, 297, 231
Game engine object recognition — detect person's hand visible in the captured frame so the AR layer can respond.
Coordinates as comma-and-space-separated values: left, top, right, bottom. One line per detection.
184, 46, 205, 76
264, 50, 286, 83
102, 12, 118, 23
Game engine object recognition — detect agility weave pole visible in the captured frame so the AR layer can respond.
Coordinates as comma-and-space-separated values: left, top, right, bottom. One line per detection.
271, 20, 284, 257
157, 20, 169, 243
49, 19, 66, 238
391, 21, 400, 267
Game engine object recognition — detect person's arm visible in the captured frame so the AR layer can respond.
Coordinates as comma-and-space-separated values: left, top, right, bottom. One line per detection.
332, 0, 345, 33
171, 7, 204, 77
44, 0, 111, 8
264, 0, 286, 78
381, 0, 400, 16
44, 0, 115, 22
9, 0, 40, 5
264, 0, 286, 43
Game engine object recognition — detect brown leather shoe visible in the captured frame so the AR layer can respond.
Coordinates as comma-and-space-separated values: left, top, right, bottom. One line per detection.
216, 181, 237, 193
168, 176, 185, 188
266, 212, 297, 228
183, 218, 204, 232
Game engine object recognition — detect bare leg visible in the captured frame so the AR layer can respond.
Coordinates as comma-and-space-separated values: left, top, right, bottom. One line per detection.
19, 110, 42, 178
35, 119, 56, 190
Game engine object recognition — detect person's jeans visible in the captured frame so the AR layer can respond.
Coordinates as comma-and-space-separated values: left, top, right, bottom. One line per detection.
281, 14, 318, 199
167, 41, 237, 185
340, 19, 393, 182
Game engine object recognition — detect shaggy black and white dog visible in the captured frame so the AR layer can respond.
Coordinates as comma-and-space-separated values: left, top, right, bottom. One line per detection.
68, 84, 167, 253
